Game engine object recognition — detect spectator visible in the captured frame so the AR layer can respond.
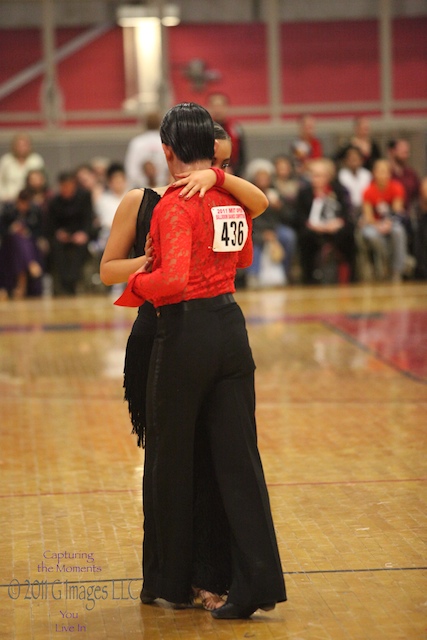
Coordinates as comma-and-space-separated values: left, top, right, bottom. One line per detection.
124, 112, 170, 189
294, 114, 323, 160
0, 133, 45, 204
338, 145, 372, 219
290, 139, 312, 180
349, 116, 381, 171
387, 138, 420, 256
25, 168, 52, 275
93, 163, 128, 251
361, 159, 407, 282
76, 163, 105, 206
387, 139, 420, 213
90, 156, 110, 189
414, 177, 427, 280
295, 158, 356, 284
207, 93, 246, 176
246, 159, 297, 287
46, 171, 94, 295
0, 189, 44, 299
272, 154, 300, 203
25, 168, 52, 218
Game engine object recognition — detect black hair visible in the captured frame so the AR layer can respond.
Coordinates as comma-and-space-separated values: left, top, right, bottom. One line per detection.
160, 102, 214, 164
106, 162, 125, 180
213, 122, 230, 141
343, 144, 364, 159
57, 171, 76, 183
17, 188, 32, 202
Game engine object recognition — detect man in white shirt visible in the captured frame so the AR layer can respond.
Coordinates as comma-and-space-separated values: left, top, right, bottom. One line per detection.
124, 112, 170, 189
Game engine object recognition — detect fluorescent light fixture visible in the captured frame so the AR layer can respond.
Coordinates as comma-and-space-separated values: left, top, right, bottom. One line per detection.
117, 4, 180, 28
162, 4, 180, 27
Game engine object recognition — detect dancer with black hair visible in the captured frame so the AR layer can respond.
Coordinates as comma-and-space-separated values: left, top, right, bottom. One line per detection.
115, 103, 286, 619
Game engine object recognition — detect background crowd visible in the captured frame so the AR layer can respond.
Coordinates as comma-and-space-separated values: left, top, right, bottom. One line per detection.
0, 99, 425, 300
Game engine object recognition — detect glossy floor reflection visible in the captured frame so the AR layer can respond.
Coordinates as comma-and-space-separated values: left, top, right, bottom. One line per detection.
0, 282, 426, 639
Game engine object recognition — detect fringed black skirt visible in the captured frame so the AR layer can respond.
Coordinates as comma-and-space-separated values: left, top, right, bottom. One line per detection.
123, 302, 157, 448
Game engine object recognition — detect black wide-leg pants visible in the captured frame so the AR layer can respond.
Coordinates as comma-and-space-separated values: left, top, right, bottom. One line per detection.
143, 295, 286, 606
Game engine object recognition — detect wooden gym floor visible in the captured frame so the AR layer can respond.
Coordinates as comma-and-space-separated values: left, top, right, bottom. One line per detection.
0, 282, 426, 640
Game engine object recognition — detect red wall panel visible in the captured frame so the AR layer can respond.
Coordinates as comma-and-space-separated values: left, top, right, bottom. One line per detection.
0, 27, 125, 114
0, 19, 425, 124
280, 20, 380, 104
167, 24, 269, 107
0, 30, 42, 84
393, 17, 427, 101
57, 27, 125, 111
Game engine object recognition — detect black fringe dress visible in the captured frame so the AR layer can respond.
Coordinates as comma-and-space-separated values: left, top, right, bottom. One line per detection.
123, 188, 161, 448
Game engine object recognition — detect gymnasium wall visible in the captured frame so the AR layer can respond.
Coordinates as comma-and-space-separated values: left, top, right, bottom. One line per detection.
0, 18, 426, 123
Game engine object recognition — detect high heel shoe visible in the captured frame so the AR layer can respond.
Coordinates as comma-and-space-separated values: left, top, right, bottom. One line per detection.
192, 587, 225, 611
211, 601, 276, 619
140, 587, 192, 609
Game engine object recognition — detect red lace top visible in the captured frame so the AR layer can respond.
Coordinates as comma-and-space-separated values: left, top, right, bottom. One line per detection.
115, 185, 253, 308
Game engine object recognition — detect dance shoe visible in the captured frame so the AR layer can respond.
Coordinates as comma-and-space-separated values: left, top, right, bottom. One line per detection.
211, 601, 276, 619
140, 587, 156, 604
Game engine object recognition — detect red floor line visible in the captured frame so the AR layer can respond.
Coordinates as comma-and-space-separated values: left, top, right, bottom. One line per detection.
1, 477, 425, 499
269, 477, 426, 487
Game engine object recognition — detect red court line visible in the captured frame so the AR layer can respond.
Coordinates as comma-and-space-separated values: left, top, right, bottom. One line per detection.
268, 477, 426, 487
1, 477, 425, 499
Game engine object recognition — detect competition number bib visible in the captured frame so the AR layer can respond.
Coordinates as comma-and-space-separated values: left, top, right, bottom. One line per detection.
211, 206, 248, 252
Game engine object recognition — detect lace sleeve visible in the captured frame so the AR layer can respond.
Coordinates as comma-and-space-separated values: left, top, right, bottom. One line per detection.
130, 200, 192, 303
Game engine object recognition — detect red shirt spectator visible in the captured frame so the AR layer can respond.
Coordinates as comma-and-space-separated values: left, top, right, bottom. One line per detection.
363, 180, 405, 220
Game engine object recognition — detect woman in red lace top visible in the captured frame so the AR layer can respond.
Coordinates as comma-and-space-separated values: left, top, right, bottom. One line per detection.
115, 103, 286, 619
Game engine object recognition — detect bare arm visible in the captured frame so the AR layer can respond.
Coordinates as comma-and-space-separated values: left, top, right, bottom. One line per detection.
100, 189, 148, 285
391, 196, 404, 215
361, 200, 392, 234
361, 201, 375, 226
173, 170, 268, 218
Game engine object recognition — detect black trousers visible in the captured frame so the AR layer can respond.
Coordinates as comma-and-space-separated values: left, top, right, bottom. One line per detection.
299, 225, 356, 284
51, 240, 88, 294
143, 295, 286, 606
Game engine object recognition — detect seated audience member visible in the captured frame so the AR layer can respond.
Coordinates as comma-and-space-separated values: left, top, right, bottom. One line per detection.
76, 163, 105, 206
246, 159, 297, 287
25, 168, 52, 214
338, 145, 372, 219
349, 116, 381, 171
387, 139, 420, 213
272, 154, 301, 202
295, 158, 356, 284
294, 114, 323, 160
25, 168, 52, 278
46, 171, 94, 295
387, 138, 420, 257
0, 189, 44, 299
93, 163, 128, 251
361, 159, 407, 282
0, 133, 45, 204
414, 178, 427, 280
